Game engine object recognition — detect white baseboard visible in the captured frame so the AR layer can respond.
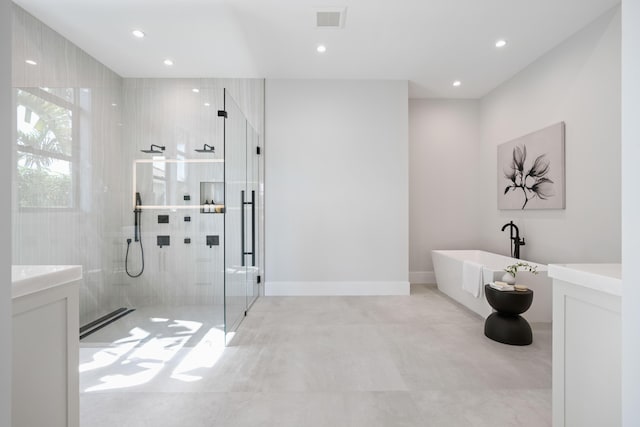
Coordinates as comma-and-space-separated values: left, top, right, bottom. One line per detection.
264, 281, 410, 296
409, 271, 436, 284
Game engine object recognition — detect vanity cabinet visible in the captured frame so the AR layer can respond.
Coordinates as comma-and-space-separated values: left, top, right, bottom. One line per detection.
12, 265, 82, 427
549, 264, 621, 427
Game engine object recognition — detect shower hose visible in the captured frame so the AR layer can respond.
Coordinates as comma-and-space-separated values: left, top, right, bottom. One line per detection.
125, 211, 145, 278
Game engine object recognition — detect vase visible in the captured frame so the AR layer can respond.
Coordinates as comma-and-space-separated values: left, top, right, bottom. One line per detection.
501, 273, 516, 285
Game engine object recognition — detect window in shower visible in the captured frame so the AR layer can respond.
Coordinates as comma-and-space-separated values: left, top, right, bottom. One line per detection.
15, 88, 78, 209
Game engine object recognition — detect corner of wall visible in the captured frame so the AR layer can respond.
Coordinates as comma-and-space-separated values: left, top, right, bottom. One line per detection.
1, 0, 12, 422
621, 1, 640, 424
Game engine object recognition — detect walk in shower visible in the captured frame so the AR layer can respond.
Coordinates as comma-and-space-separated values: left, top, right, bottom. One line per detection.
12, 3, 264, 392
82, 82, 264, 346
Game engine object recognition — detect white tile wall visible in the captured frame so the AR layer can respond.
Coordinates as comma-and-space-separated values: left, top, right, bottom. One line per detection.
12, 5, 125, 324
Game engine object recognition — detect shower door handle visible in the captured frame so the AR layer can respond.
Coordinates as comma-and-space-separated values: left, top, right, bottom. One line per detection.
241, 190, 255, 267
241, 190, 245, 267
250, 190, 256, 267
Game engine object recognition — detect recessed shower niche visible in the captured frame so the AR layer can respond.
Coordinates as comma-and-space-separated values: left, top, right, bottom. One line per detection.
200, 182, 224, 213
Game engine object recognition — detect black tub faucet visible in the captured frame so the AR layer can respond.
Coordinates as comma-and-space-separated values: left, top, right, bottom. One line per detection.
501, 221, 525, 259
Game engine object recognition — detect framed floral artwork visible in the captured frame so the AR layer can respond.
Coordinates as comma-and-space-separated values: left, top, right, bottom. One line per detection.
498, 122, 565, 210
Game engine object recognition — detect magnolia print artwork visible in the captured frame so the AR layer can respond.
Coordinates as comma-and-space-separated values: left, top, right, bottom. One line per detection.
498, 122, 565, 210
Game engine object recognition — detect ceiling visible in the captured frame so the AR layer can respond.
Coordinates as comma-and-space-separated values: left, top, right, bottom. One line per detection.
14, 0, 620, 98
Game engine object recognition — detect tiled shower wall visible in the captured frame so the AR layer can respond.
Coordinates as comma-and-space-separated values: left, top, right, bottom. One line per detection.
12, 5, 125, 324
12, 5, 265, 324
115, 78, 264, 310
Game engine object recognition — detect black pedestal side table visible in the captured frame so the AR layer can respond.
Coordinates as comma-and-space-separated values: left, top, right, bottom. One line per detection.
484, 284, 534, 346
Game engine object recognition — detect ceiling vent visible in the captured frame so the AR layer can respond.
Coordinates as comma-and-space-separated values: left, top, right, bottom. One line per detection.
315, 7, 347, 29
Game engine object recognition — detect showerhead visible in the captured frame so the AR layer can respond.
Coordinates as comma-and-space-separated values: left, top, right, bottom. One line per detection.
141, 144, 166, 154
194, 144, 215, 153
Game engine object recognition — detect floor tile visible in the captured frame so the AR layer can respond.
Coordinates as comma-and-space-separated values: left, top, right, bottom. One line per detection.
80, 284, 551, 426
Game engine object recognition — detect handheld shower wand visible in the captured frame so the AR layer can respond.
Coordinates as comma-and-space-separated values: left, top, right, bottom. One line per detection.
134, 192, 142, 242
126, 192, 145, 277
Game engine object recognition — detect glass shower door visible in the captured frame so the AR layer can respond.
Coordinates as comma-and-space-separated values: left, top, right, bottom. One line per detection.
246, 124, 260, 308
223, 89, 262, 341
224, 90, 248, 339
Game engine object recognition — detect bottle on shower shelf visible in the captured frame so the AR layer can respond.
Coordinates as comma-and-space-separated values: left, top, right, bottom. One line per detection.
204, 200, 210, 213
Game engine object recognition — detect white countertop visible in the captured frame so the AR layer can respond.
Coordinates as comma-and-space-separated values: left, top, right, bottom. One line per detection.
548, 263, 621, 296
12, 265, 83, 299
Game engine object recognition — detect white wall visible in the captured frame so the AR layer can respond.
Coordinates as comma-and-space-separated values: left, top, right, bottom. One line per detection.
0, 0, 11, 422
265, 79, 409, 295
409, 99, 482, 283
622, 0, 640, 424
479, 7, 621, 265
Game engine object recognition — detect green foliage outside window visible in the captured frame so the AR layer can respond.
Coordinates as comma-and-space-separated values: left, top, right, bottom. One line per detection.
16, 88, 75, 208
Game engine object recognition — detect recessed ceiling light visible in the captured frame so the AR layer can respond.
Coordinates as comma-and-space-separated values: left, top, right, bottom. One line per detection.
25, 59, 37, 66
317, 44, 327, 53
132, 29, 145, 38
452, 81, 462, 87
495, 39, 508, 48
204, 102, 211, 107
163, 59, 174, 66
192, 88, 200, 93
111, 103, 118, 107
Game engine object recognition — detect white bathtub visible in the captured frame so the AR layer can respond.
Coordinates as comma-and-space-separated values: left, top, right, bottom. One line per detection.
431, 250, 552, 323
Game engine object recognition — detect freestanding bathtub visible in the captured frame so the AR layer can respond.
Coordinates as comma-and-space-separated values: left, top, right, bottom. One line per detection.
431, 250, 552, 323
